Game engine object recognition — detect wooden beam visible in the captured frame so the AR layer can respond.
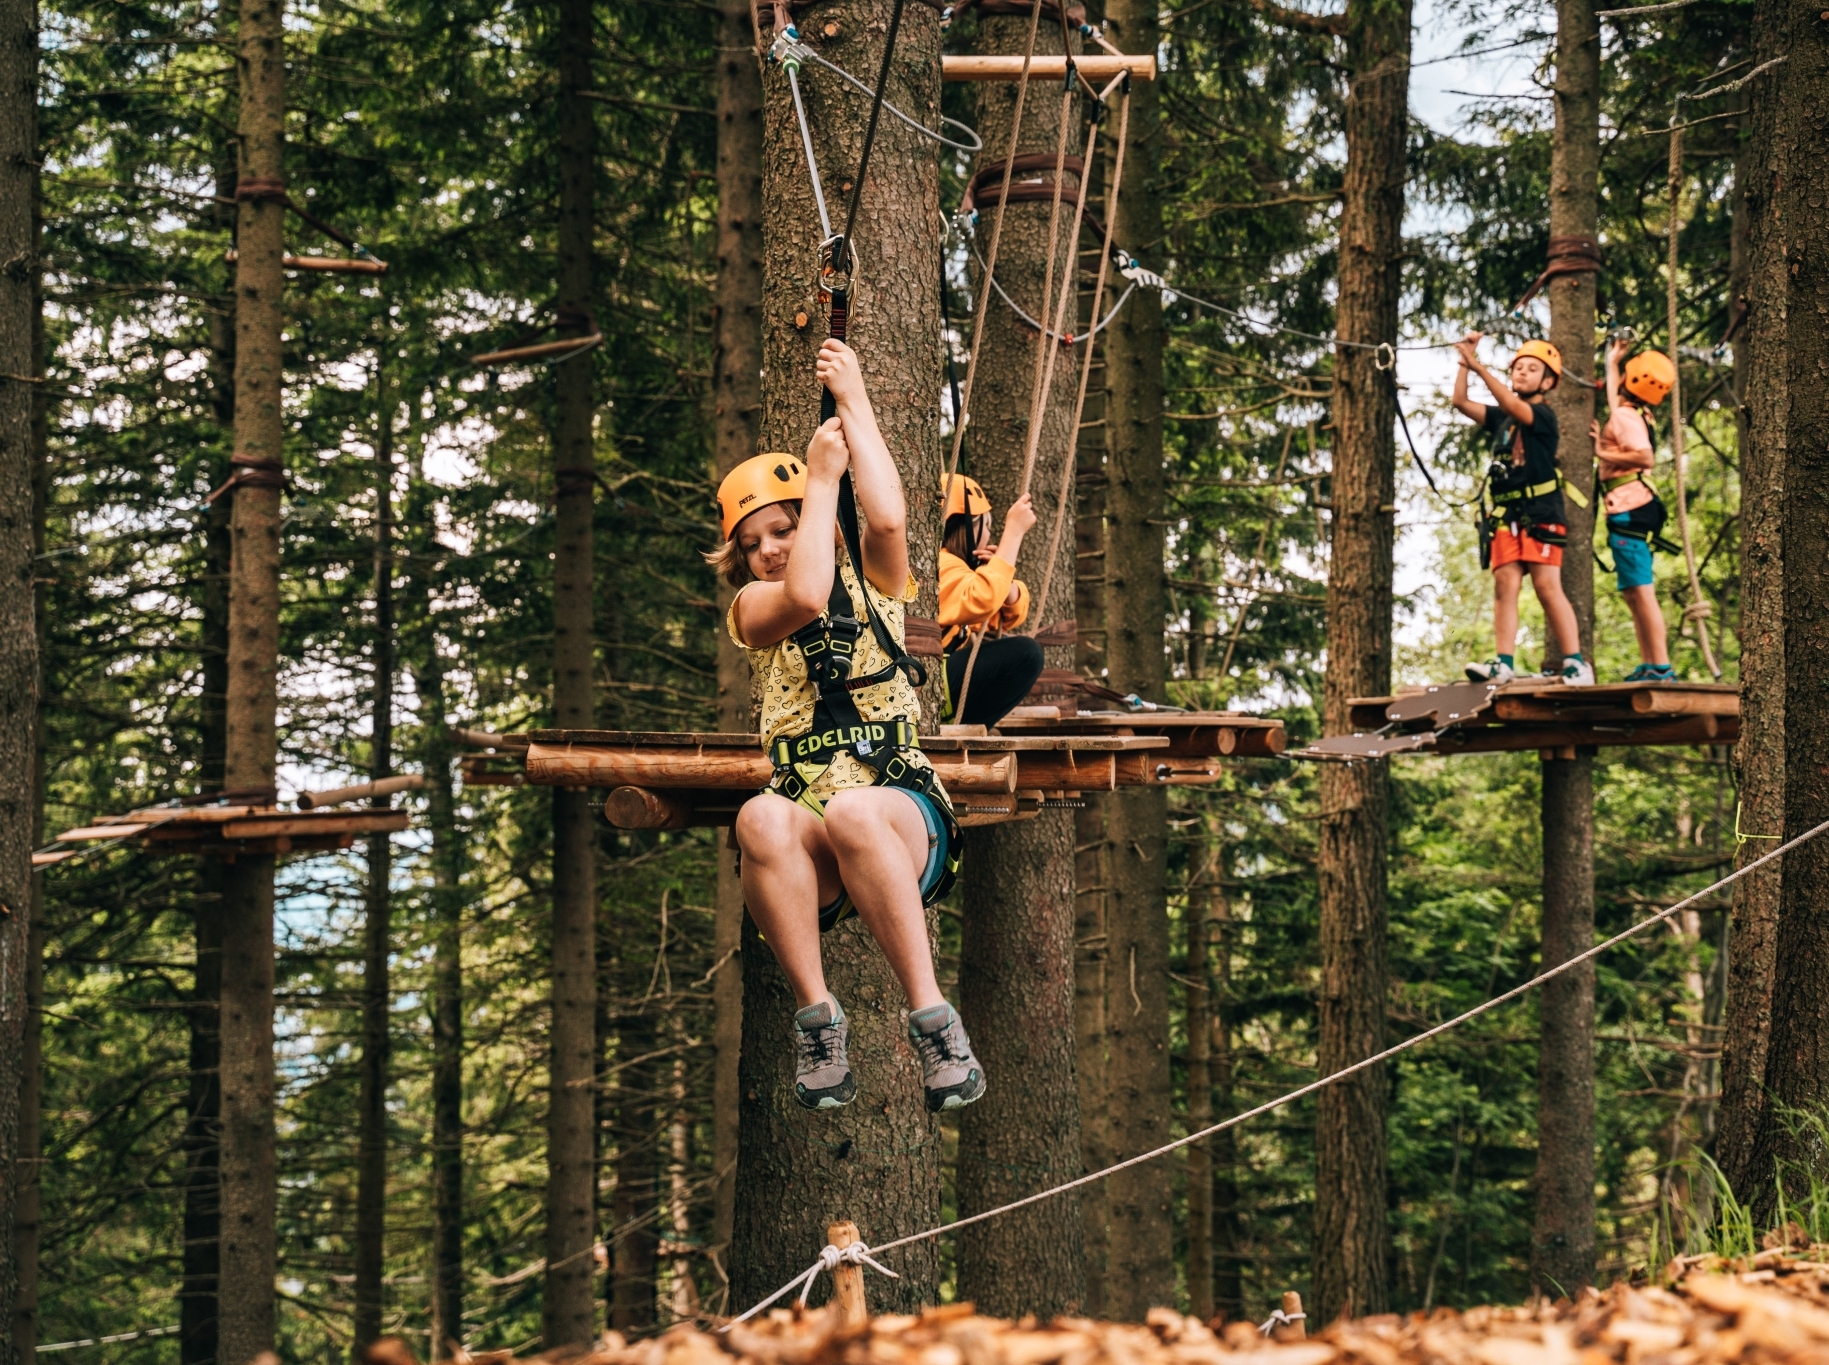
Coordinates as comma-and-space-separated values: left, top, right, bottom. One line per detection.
469, 335, 603, 367
298, 774, 425, 810
941, 54, 1156, 82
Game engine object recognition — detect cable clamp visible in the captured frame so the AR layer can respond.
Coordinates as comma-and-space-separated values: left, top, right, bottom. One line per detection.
1258, 1310, 1307, 1335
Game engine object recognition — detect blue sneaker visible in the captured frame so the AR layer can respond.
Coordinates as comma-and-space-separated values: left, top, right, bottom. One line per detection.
1625, 663, 1676, 682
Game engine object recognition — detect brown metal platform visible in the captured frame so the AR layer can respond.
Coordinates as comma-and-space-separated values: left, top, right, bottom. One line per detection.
486, 710, 1286, 828
34, 801, 409, 867
1300, 679, 1739, 761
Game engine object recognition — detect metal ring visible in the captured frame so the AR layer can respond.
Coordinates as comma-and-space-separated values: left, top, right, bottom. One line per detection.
1374, 341, 1396, 371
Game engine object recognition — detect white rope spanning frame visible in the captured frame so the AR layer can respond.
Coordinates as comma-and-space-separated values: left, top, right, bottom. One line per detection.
726, 814, 1829, 1327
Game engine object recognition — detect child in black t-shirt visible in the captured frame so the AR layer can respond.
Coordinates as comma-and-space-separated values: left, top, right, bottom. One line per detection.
1450, 332, 1594, 687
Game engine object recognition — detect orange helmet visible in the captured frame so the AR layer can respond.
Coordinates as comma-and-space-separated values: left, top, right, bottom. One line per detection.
1512, 339, 1563, 378
717, 453, 805, 539
1623, 350, 1675, 406
941, 472, 992, 518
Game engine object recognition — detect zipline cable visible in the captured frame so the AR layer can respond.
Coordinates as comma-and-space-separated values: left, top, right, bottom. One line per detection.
726, 812, 1829, 1327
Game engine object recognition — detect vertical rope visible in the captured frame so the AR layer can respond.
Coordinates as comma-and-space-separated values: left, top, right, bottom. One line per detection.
1028, 81, 1130, 643
941, 0, 1049, 511
1015, 83, 1082, 498
1665, 117, 1721, 679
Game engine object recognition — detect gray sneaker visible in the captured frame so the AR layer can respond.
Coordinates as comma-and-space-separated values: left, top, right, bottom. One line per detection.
793, 999, 856, 1110
907, 1004, 986, 1112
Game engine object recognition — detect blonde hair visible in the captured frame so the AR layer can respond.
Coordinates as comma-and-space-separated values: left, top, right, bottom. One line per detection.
704, 500, 801, 588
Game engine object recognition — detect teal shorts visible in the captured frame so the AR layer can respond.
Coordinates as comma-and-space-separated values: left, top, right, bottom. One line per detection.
817, 788, 951, 932
1607, 514, 1655, 591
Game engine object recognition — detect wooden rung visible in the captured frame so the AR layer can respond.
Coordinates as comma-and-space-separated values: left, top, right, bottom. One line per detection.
226, 249, 388, 274
298, 774, 425, 810
470, 334, 603, 367
57, 825, 152, 841
942, 54, 1156, 82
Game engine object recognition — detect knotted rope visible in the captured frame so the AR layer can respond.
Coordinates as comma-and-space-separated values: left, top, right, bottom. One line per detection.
725, 814, 1829, 1326
727, 1239, 900, 1327
1257, 1310, 1307, 1336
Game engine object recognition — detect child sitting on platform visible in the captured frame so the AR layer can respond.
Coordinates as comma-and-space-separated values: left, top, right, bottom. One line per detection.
1452, 331, 1594, 687
936, 474, 1045, 728
1591, 335, 1675, 682
708, 339, 984, 1116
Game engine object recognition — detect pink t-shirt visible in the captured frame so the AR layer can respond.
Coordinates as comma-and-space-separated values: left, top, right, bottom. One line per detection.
1597, 406, 1654, 513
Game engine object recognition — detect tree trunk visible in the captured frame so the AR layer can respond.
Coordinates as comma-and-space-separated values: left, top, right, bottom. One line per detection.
183, 158, 235, 1365
1211, 893, 1244, 1323
1745, 0, 1829, 1216
731, 0, 945, 1310
1532, 0, 1600, 1298
1185, 846, 1216, 1323
14, 110, 46, 1365
609, 1003, 658, 1334
544, 0, 600, 1344
219, 0, 288, 1346
954, 8, 1084, 1318
711, 0, 763, 1304
1075, 338, 1110, 1319
1100, 0, 1172, 1320
1312, 0, 1409, 1323
1714, 12, 1787, 1202
353, 389, 397, 1356
407, 579, 466, 1361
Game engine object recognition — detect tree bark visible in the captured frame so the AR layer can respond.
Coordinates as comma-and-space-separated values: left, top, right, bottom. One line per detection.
1100, 0, 1173, 1319
1185, 846, 1216, 1323
1745, 0, 1829, 1216
609, 1003, 658, 1333
183, 157, 235, 1365
545, 0, 600, 1344
14, 96, 45, 1365
1312, 0, 1409, 1322
1532, 0, 1599, 1298
353, 385, 397, 1356
1714, 5, 1787, 1202
731, 0, 945, 1310
954, 8, 1084, 1318
406, 525, 467, 1361
1535, 763, 1595, 1294
219, 0, 288, 1346
711, 0, 763, 1304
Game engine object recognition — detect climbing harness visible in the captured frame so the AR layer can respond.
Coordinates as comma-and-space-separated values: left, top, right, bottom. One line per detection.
763, 500, 962, 910
725, 814, 1829, 1327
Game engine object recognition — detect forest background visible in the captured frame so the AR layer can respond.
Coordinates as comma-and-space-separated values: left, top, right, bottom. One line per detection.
21, 0, 1758, 1354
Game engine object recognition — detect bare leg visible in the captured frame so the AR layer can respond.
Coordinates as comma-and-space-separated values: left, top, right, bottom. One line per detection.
1493, 562, 1525, 657
1623, 584, 1669, 664
821, 786, 945, 1012
736, 794, 846, 1010
1527, 562, 1582, 657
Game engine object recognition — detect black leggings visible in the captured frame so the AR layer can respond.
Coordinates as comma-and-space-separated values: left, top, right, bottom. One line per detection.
944, 635, 1044, 728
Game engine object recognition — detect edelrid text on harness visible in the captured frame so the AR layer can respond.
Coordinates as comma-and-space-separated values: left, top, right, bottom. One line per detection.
765, 482, 962, 908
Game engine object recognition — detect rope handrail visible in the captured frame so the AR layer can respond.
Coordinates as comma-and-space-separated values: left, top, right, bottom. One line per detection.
726, 814, 1829, 1325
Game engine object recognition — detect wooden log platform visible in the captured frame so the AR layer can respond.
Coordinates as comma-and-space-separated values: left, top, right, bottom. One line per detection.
34, 802, 410, 868
498, 710, 1286, 828
1300, 679, 1739, 761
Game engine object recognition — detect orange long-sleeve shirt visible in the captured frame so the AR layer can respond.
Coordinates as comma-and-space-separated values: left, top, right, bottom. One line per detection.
937, 549, 1030, 648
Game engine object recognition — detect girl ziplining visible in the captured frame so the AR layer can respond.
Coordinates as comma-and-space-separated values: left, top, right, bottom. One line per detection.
709, 341, 984, 1117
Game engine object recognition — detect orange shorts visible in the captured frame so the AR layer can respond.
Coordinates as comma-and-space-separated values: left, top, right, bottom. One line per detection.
1490, 523, 1565, 569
